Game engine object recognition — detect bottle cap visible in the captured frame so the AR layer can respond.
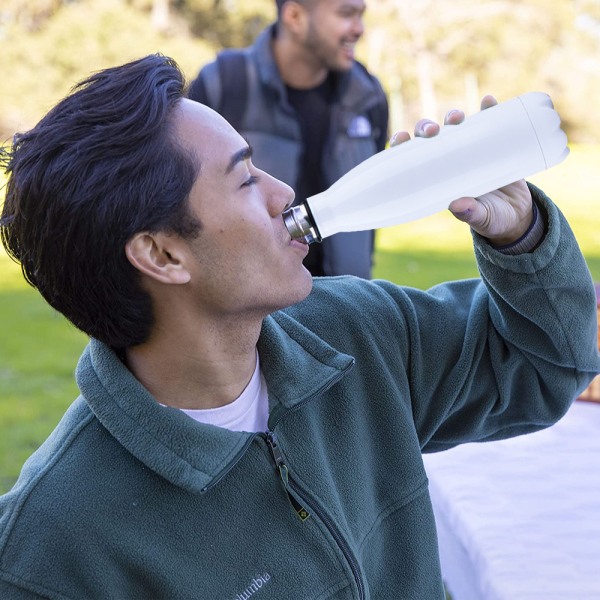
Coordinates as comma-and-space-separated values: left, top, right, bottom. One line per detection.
519, 92, 570, 168
282, 204, 320, 244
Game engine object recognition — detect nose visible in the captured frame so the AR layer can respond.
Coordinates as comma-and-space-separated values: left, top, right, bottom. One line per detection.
262, 170, 295, 216
352, 16, 364, 38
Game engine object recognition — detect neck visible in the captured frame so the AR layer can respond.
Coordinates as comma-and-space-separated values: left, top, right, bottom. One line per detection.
272, 34, 328, 89
125, 316, 262, 410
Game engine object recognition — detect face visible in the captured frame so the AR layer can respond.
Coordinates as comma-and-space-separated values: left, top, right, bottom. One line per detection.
171, 99, 312, 319
302, 0, 366, 71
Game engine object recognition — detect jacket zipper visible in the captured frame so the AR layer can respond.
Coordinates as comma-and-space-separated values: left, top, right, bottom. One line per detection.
201, 358, 353, 494
265, 431, 365, 600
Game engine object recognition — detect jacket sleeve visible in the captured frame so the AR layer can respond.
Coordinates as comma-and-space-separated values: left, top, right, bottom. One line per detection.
0, 578, 48, 599
372, 185, 600, 451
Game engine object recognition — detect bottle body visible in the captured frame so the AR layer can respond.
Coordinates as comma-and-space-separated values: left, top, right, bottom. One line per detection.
283, 92, 569, 242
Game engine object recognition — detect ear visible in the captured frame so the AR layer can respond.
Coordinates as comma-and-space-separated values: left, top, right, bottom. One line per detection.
281, 0, 309, 35
125, 232, 191, 285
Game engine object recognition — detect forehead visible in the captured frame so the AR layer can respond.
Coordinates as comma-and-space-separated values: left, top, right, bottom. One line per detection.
173, 99, 245, 169
312, 0, 366, 11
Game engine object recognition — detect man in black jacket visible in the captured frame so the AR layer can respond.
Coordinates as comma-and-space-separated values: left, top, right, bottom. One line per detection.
189, 0, 389, 278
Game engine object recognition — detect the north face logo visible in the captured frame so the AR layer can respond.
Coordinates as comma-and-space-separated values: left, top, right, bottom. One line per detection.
347, 115, 372, 138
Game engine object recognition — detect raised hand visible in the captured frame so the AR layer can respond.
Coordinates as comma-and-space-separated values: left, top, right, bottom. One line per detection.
390, 95, 534, 245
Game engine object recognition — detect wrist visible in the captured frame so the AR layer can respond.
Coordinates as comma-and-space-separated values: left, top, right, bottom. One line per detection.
492, 201, 545, 255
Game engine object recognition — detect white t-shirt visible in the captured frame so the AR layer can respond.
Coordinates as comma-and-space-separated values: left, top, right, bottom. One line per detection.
178, 353, 269, 433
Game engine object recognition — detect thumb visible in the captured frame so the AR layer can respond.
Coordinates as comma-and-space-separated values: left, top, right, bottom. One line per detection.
448, 197, 488, 228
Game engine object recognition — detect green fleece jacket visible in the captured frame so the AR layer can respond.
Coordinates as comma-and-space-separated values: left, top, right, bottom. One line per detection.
1, 189, 599, 599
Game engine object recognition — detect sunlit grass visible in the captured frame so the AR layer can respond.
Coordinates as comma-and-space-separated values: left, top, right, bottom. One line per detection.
0, 289, 86, 492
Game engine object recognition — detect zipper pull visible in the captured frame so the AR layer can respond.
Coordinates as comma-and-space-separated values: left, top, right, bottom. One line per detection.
266, 431, 285, 472
266, 432, 310, 522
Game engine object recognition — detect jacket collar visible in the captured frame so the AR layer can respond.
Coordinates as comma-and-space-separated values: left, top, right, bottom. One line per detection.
76, 312, 354, 494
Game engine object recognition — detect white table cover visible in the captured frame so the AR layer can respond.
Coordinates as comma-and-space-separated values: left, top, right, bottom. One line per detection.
422, 401, 600, 600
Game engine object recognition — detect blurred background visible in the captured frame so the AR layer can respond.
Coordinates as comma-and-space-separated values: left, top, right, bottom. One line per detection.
0, 0, 599, 492
2, 0, 600, 141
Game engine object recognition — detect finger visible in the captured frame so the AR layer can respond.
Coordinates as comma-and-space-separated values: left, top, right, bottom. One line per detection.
414, 119, 440, 138
443, 109, 465, 126
389, 131, 411, 147
481, 95, 498, 110
448, 196, 486, 227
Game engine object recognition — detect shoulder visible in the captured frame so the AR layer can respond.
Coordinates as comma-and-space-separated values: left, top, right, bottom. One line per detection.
188, 36, 256, 105
188, 49, 249, 109
283, 276, 411, 338
188, 59, 218, 105
0, 398, 96, 537
350, 60, 386, 99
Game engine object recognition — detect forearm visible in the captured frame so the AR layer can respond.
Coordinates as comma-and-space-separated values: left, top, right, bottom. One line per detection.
470, 185, 599, 425
409, 185, 599, 450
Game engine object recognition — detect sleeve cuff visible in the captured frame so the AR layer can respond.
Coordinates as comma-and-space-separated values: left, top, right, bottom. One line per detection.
492, 201, 546, 255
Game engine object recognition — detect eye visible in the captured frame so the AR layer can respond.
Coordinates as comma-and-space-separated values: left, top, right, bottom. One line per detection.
241, 175, 259, 188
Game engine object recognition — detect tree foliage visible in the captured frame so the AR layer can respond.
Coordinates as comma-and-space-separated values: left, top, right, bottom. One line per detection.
0, 0, 215, 139
361, 0, 600, 141
181, 0, 275, 48
2, 0, 600, 142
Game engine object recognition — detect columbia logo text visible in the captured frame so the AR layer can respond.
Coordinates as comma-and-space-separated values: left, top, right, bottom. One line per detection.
230, 572, 272, 600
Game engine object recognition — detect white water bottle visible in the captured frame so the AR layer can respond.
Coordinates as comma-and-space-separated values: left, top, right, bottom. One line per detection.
283, 92, 569, 243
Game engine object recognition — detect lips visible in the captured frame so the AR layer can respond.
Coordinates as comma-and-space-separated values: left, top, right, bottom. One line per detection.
282, 225, 308, 250
290, 238, 310, 256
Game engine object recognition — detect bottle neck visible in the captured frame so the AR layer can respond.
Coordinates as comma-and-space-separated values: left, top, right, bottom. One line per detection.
282, 204, 320, 244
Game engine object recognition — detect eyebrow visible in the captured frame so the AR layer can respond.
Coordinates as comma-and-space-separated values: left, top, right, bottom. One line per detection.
225, 145, 253, 175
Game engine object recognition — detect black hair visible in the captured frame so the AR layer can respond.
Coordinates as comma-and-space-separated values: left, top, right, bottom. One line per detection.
275, 0, 310, 19
0, 54, 201, 349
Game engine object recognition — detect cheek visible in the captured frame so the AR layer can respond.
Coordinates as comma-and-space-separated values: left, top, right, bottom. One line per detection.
210, 223, 275, 271
235, 206, 277, 239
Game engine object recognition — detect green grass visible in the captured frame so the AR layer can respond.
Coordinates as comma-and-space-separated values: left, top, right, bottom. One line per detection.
1, 145, 599, 494
0, 268, 87, 492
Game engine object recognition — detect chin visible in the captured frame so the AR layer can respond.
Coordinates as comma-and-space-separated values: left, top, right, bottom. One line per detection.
283, 271, 314, 309
331, 61, 353, 73
296, 268, 314, 297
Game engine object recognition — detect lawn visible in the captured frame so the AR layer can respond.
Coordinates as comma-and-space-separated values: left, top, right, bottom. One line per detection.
1, 145, 599, 493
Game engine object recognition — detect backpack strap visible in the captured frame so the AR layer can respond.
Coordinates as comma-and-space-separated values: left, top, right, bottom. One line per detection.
216, 49, 248, 128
